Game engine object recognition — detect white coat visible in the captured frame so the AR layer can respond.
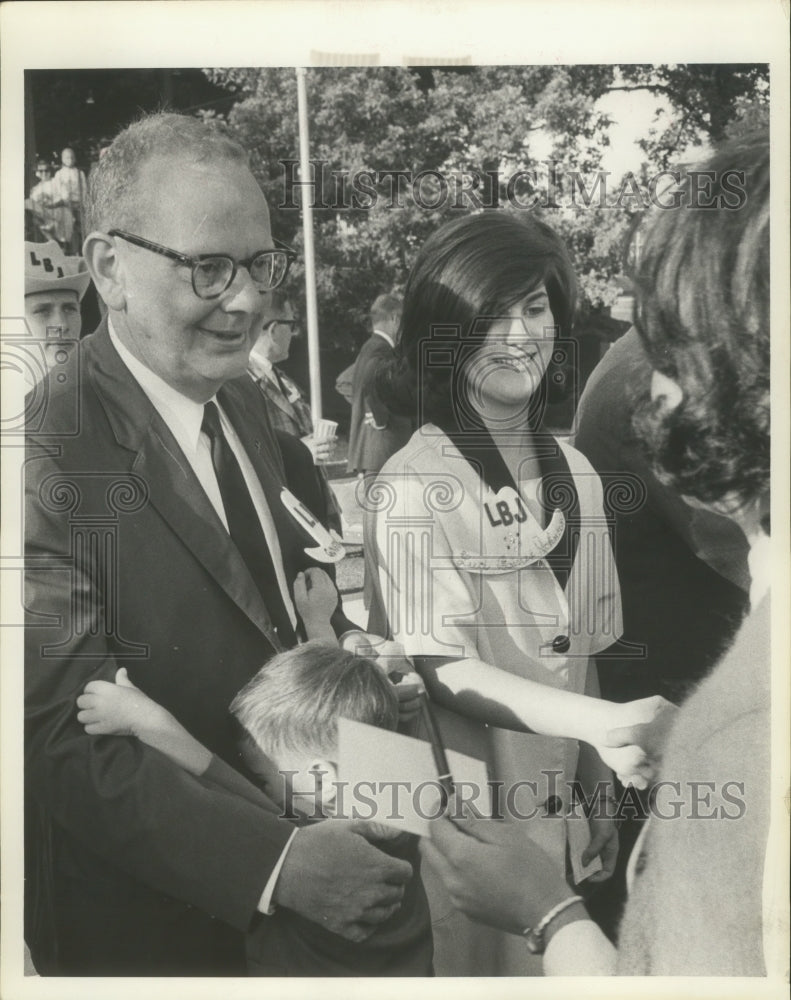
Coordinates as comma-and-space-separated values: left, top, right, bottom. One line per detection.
365, 424, 623, 975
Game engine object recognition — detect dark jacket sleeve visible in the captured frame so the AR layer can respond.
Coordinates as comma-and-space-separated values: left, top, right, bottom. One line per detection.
24, 446, 292, 933
361, 351, 391, 428
202, 755, 283, 814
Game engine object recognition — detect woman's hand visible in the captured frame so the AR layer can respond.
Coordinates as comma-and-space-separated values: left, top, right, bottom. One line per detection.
581, 816, 618, 882
573, 736, 619, 882
423, 799, 575, 935
76, 668, 167, 739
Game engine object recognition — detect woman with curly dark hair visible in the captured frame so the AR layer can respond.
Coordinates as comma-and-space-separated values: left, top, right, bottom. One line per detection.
632, 138, 770, 520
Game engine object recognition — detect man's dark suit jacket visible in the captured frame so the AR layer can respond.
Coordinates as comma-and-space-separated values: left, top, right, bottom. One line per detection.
252, 369, 343, 534
347, 335, 412, 474
24, 321, 355, 975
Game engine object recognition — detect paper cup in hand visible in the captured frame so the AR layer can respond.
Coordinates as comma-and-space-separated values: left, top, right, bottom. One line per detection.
315, 419, 338, 442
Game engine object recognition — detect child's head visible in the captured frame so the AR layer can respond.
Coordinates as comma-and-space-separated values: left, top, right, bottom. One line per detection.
229, 641, 398, 814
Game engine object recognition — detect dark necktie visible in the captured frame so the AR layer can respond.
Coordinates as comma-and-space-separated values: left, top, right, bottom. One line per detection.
272, 366, 289, 398
201, 401, 296, 646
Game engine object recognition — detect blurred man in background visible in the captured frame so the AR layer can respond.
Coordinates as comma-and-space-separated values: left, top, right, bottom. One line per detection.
347, 293, 411, 477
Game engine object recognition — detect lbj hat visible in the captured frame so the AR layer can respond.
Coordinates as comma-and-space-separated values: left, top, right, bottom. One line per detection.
25, 240, 91, 300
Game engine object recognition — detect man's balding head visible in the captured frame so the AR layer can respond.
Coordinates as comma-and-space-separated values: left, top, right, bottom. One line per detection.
83, 112, 276, 404
85, 112, 251, 236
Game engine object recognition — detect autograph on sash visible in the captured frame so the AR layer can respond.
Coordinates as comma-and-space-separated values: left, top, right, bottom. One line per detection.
452, 485, 565, 573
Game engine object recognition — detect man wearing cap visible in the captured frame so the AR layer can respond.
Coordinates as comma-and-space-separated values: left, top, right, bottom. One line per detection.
24, 112, 413, 976
24, 239, 91, 386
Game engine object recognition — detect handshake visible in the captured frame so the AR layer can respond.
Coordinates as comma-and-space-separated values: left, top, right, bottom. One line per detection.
595, 695, 678, 788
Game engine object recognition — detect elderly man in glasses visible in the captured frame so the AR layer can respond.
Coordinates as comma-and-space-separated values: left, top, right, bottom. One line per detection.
24, 113, 414, 976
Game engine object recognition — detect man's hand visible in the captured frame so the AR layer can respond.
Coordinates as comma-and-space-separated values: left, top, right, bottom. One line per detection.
76, 668, 168, 739
273, 819, 413, 941
301, 433, 334, 464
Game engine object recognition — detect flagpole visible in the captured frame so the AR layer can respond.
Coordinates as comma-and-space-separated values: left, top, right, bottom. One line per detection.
295, 66, 322, 425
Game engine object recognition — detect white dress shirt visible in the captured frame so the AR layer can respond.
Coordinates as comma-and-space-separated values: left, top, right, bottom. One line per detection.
247, 345, 278, 387
372, 328, 395, 349
108, 320, 297, 911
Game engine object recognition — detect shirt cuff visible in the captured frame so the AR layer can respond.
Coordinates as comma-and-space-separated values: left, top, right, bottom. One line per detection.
257, 827, 298, 915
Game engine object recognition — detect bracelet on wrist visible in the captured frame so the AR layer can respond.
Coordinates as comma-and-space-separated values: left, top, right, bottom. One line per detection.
521, 895, 585, 955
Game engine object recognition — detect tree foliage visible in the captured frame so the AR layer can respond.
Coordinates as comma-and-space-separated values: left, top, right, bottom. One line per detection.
615, 64, 769, 168
203, 66, 616, 349
202, 63, 768, 359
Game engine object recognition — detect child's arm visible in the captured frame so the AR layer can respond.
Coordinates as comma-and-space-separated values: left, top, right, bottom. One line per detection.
76, 668, 212, 777
293, 567, 338, 644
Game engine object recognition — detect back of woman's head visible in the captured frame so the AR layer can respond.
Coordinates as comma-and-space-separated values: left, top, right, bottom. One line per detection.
633, 132, 770, 512
378, 211, 576, 428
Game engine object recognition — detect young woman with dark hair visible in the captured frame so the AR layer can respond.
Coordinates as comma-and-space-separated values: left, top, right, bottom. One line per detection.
378, 211, 576, 433
364, 211, 669, 975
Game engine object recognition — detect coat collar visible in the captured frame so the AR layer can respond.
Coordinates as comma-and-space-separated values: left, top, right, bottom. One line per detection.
85, 320, 286, 647
252, 368, 296, 420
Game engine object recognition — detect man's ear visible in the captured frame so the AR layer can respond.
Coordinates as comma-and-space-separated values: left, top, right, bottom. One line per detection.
83, 231, 127, 312
309, 758, 338, 807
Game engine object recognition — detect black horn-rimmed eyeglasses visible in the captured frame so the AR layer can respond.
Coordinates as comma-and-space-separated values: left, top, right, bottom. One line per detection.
108, 229, 297, 300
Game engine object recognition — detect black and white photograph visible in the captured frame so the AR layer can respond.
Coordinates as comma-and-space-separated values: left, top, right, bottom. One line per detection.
1, 1, 789, 996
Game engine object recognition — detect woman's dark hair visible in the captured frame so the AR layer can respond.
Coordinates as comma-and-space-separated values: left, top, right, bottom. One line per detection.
632, 132, 769, 513
378, 211, 577, 431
